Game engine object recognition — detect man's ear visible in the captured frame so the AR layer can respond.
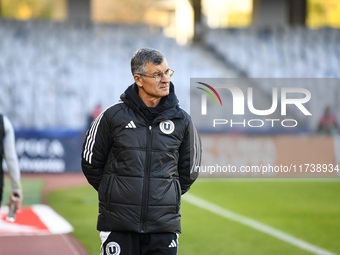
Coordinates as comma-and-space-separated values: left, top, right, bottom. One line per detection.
134, 74, 143, 88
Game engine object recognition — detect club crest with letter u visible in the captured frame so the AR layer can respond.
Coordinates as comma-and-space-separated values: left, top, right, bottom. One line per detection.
106, 242, 121, 255
160, 120, 175, 134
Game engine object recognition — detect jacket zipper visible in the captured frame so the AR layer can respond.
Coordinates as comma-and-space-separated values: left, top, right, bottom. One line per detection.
141, 125, 152, 233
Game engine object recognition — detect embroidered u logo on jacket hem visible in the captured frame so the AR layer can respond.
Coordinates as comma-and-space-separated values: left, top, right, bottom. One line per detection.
106, 241, 121, 255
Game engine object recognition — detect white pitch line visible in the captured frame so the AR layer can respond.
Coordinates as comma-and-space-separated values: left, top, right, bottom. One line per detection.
182, 193, 337, 255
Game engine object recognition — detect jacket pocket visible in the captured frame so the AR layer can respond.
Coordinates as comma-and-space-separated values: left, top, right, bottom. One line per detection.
106, 175, 114, 210
173, 179, 181, 213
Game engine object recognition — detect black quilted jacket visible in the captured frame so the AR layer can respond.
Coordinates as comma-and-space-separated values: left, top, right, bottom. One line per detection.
81, 82, 201, 234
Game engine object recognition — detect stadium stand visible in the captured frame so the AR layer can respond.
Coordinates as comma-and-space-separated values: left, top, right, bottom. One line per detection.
206, 26, 340, 78
0, 18, 236, 129
1, 19, 339, 133
205, 26, 340, 133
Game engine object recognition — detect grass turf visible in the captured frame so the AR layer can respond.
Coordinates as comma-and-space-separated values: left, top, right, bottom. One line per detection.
47, 179, 340, 255
3, 177, 44, 205
47, 185, 99, 255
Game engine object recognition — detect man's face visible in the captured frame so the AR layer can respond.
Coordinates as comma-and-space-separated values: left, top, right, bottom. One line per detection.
136, 60, 171, 99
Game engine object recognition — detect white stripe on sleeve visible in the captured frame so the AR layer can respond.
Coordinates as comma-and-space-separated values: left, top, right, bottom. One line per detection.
83, 101, 124, 164
83, 113, 103, 164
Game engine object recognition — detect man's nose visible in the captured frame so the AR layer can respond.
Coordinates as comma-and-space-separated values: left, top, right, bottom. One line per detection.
161, 73, 170, 82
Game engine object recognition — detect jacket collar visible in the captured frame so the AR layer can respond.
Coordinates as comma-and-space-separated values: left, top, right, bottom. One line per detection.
121, 82, 184, 121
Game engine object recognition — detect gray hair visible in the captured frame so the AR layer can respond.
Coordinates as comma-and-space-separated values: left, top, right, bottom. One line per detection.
131, 48, 164, 75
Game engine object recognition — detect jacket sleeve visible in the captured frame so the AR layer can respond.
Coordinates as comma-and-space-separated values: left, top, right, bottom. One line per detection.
178, 116, 201, 194
3, 116, 22, 194
81, 111, 112, 191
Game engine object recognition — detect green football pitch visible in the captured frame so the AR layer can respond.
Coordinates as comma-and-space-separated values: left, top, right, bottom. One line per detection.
3, 178, 43, 205
47, 178, 340, 255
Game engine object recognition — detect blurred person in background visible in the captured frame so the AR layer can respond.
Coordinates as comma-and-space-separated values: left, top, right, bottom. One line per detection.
81, 48, 201, 255
87, 104, 103, 129
317, 106, 338, 135
92, 103, 103, 120
0, 114, 23, 209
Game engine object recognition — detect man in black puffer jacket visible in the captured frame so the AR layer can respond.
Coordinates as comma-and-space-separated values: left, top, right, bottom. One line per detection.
81, 48, 201, 255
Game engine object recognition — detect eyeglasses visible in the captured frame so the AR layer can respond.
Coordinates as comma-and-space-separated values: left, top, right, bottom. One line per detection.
137, 69, 174, 82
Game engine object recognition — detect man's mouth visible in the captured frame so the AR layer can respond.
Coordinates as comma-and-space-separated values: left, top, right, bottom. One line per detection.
159, 84, 169, 89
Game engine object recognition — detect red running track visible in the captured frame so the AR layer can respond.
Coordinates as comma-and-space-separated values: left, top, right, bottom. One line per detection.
1, 173, 91, 255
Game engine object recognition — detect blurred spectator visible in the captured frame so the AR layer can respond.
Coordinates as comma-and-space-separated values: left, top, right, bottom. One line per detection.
0, 114, 23, 209
92, 104, 102, 120
87, 104, 103, 128
318, 106, 338, 135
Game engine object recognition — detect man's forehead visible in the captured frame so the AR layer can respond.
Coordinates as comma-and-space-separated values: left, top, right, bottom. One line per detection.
145, 60, 169, 73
